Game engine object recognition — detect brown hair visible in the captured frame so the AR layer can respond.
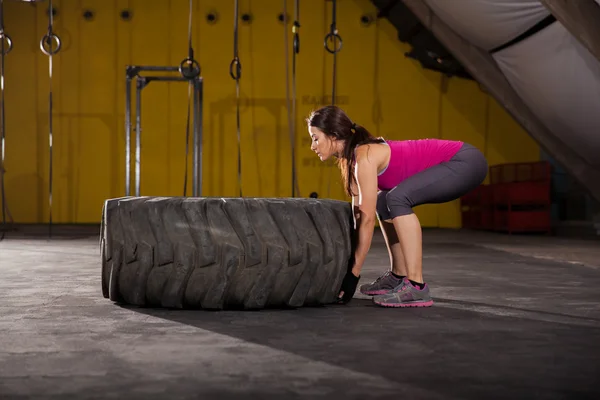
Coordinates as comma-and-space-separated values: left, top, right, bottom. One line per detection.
306, 105, 384, 197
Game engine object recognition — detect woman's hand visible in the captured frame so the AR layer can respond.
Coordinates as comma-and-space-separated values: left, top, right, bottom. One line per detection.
336, 269, 361, 304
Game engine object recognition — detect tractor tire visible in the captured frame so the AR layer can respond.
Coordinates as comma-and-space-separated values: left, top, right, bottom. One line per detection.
100, 196, 355, 310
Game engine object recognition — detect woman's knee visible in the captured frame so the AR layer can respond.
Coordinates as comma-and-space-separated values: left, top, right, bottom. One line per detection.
385, 188, 414, 218
376, 190, 392, 221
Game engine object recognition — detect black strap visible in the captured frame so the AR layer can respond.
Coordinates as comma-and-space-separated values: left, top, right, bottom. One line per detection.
230, 0, 242, 197
490, 14, 556, 54
40, 0, 61, 238
0, 0, 13, 241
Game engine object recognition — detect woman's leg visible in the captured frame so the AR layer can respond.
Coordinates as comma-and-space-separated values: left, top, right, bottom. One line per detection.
392, 213, 423, 283
359, 191, 408, 296
377, 190, 408, 276
373, 143, 488, 307
381, 219, 408, 277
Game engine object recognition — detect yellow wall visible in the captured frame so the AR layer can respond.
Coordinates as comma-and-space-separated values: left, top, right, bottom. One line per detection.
1, 0, 539, 226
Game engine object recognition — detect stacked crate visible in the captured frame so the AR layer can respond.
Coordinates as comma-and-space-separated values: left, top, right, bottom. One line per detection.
461, 161, 552, 234
460, 184, 493, 230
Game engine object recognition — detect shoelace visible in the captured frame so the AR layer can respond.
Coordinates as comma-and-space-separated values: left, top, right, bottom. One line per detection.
372, 271, 392, 283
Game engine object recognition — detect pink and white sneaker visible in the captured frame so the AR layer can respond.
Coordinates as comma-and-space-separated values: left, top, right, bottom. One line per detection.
372, 277, 434, 308
359, 270, 403, 296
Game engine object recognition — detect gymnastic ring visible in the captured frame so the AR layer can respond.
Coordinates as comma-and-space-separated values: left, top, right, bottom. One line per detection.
229, 57, 242, 81
40, 33, 62, 56
324, 32, 342, 54
179, 57, 201, 79
1, 34, 12, 55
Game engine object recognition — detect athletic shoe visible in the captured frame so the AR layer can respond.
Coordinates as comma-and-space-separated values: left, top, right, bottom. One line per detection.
372, 277, 434, 308
359, 270, 403, 296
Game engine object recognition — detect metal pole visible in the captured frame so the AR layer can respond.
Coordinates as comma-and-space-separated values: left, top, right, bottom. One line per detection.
192, 78, 200, 196
135, 77, 143, 197
198, 78, 203, 197
131, 65, 180, 73
125, 75, 131, 196
125, 66, 202, 197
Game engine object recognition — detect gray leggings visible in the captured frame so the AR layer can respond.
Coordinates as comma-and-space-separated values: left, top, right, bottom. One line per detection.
377, 143, 488, 220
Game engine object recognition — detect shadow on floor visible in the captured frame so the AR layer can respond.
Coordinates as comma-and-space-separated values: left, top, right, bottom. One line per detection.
121, 297, 600, 400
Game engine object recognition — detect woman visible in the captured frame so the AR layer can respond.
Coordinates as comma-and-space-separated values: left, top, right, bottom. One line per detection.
306, 105, 488, 307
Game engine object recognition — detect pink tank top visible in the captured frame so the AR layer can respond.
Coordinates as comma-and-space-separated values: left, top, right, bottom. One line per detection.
376, 139, 464, 190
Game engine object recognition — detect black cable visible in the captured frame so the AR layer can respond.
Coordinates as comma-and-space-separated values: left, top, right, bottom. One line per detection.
229, 0, 242, 197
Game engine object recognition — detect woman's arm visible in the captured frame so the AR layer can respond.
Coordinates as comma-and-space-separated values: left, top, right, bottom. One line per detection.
350, 145, 379, 277
336, 144, 380, 303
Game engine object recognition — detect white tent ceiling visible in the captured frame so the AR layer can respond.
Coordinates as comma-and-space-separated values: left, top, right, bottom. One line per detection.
424, 0, 550, 51
423, 0, 600, 168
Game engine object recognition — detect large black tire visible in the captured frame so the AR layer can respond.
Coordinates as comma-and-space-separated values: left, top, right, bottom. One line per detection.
100, 196, 355, 310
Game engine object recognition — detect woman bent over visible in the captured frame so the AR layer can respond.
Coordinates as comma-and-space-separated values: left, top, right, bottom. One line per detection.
306, 105, 488, 307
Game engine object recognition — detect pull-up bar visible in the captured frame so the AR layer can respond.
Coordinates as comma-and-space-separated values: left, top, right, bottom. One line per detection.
124, 65, 204, 197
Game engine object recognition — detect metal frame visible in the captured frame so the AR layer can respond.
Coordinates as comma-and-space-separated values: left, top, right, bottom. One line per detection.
125, 65, 204, 197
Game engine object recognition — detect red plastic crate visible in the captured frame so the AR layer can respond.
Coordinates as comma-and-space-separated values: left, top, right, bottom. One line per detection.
493, 210, 551, 234
460, 185, 494, 230
481, 209, 494, 230
492, 182, 550, 206
490, 161, 551, 184
464, 161, 552, 233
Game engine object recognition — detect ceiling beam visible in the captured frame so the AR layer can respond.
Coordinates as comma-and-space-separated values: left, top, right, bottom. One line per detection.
539, 0, 600, 64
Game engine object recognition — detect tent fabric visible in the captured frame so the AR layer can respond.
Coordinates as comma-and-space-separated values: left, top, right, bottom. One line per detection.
492, 21, 600, 166
423, 0, 550, 51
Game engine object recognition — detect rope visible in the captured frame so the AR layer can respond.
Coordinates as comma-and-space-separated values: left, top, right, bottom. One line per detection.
0, 0, 14, 241
284, 0, 301, 198
40, 0, 62, 238
324, 0, 342, 106
324, 0, 342, 198
229, 0, 242, 197
183, 0, 194, 196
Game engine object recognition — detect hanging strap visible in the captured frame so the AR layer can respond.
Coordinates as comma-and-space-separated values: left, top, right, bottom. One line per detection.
324, 0, 342, 106
182, 0, 199, 196
0, 0, 13, 241
324, 0, 342, 197
284, 0, 301, 198
292, 0, 301, 197
40, 0, 61, 238
179, 0, 200, 80
229, 0, 242, 197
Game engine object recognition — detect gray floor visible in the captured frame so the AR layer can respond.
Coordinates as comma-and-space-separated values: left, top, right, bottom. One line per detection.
1, 227, 600, 400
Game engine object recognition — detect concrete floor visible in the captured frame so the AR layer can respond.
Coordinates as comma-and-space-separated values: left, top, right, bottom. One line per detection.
1, 227, 599, 399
